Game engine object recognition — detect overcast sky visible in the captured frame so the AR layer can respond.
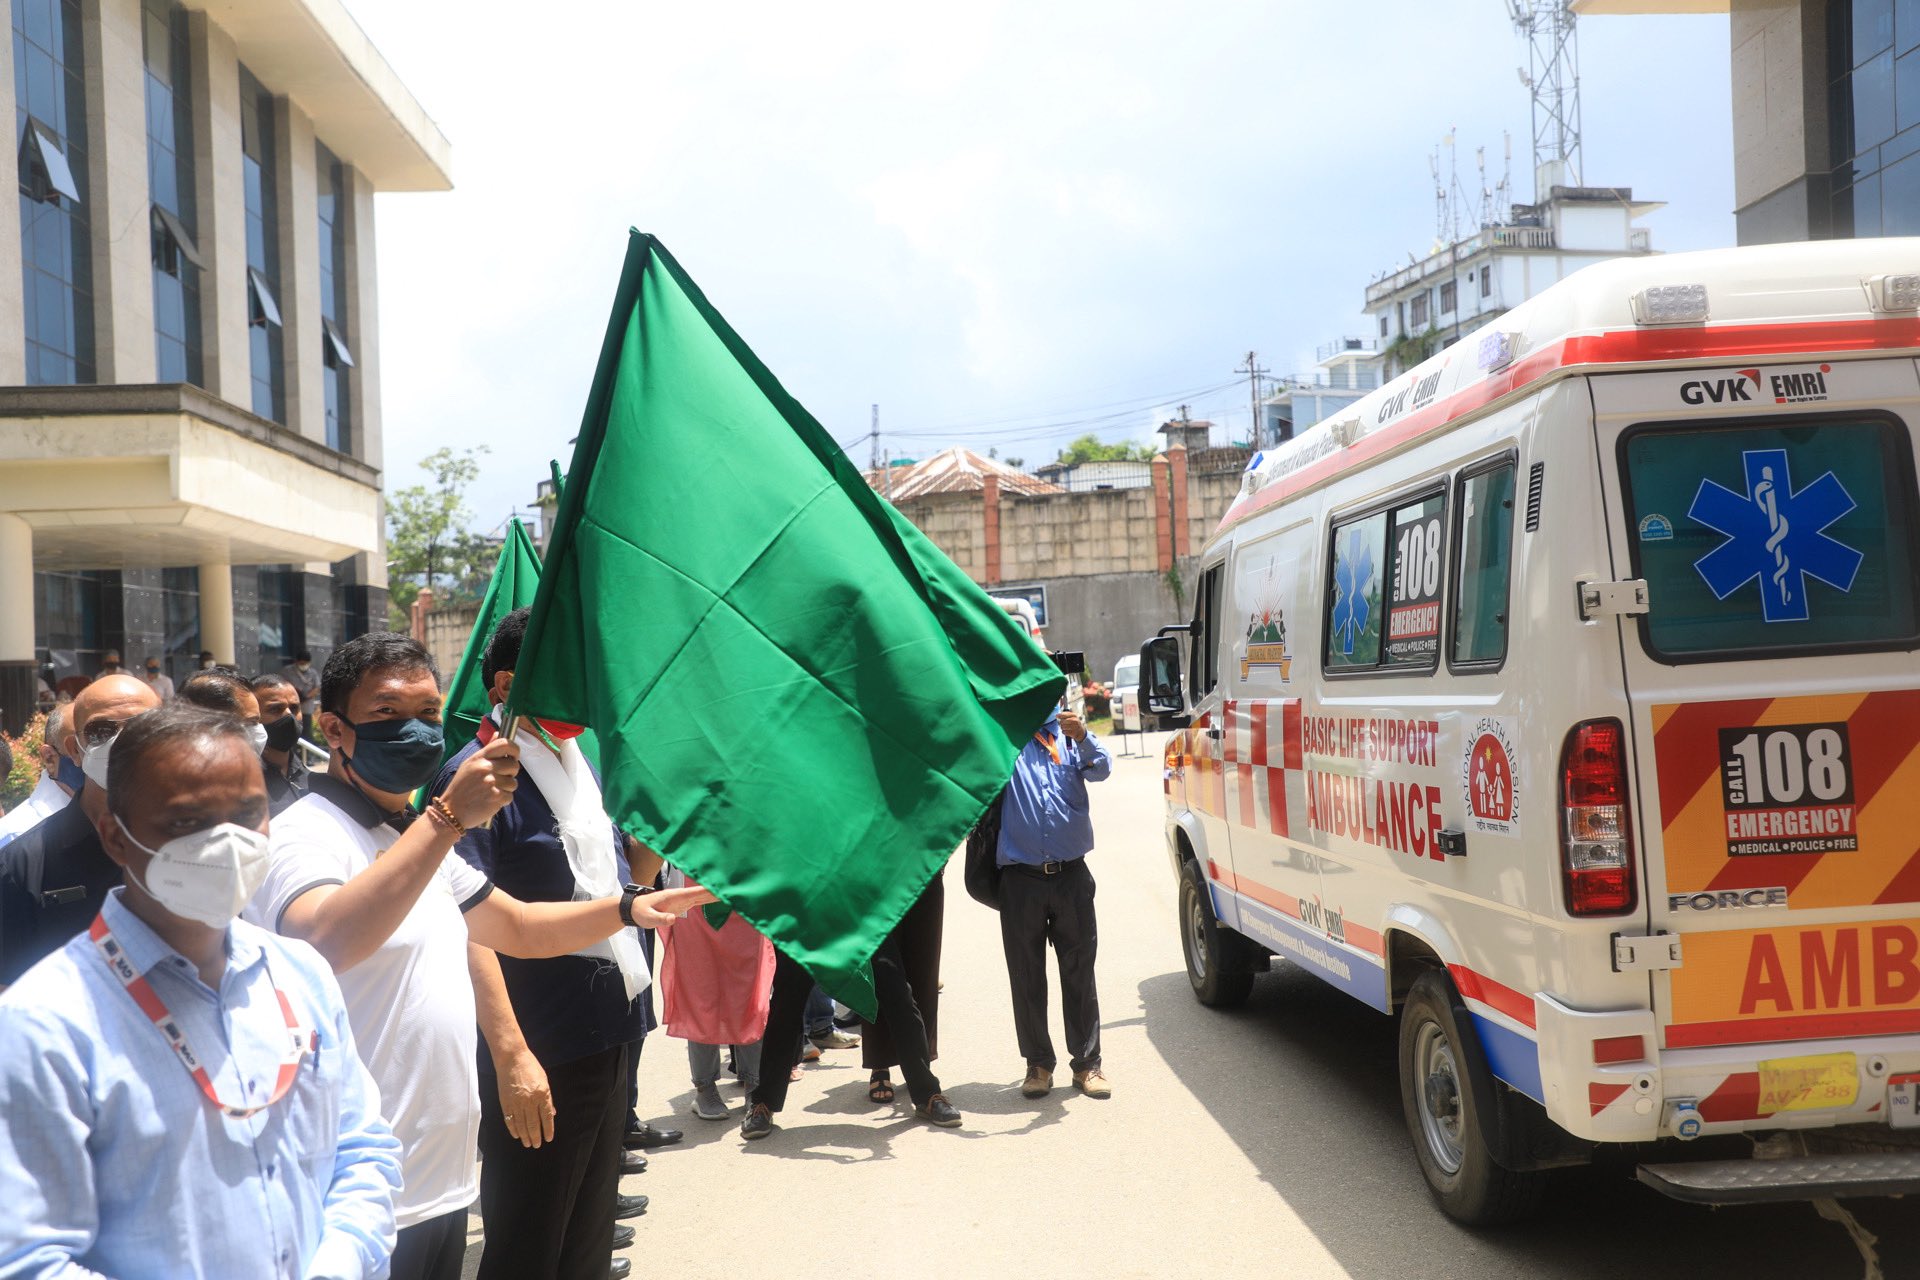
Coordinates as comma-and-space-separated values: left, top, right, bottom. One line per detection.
351, 1, 1734, 532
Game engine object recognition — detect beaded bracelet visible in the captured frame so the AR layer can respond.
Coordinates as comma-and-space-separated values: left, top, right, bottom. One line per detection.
426, 796, 466, 837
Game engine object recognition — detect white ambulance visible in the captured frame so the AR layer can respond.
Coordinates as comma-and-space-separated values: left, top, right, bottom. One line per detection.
1140, 239, 1920, 1223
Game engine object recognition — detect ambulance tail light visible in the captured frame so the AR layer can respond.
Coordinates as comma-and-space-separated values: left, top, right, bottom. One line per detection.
1561, 719, 1637, 917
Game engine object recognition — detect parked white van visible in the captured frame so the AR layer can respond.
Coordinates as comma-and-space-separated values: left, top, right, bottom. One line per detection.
1140, 240, 1920, 1224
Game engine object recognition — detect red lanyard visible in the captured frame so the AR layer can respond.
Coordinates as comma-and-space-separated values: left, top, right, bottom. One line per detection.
1034, 730, 1061, 765
89, 914, 312, 1119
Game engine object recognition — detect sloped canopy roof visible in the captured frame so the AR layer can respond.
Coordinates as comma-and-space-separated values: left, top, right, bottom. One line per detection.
866, 448, 1061, 501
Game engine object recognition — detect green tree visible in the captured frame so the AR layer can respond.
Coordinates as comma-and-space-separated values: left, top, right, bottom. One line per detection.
1056, 434, 1157, 465
386, 446, 497, 628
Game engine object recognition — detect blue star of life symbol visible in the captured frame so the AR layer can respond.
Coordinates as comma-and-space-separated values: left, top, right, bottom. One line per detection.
1687, 448, 1863, 623
1332, 528, 1374, 654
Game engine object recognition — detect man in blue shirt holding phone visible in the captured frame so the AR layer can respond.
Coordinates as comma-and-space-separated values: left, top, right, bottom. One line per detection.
996, 697, 1113, 1102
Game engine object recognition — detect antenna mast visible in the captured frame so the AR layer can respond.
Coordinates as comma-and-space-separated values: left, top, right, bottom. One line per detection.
1508, 0, 1582, 197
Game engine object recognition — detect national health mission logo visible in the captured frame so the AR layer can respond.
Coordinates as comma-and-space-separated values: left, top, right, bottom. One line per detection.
1687, 449, 1863, 623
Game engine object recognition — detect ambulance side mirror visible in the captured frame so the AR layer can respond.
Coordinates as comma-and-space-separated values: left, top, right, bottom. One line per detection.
1141, 636, 1185, 717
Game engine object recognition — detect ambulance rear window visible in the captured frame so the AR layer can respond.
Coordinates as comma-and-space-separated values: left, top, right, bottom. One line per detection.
1620, 417, 1920, 660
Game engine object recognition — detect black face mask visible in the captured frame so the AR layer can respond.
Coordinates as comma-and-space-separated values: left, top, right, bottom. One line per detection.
343, 717, 445, 794
262, 713, 300, 753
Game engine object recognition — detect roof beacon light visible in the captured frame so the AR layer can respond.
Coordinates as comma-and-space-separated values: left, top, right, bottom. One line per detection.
1867, 273, 1920, 314
1630, 283, 1709, 327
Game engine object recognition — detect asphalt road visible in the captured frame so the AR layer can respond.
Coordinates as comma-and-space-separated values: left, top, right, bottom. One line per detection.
481, 731, 1917, 1279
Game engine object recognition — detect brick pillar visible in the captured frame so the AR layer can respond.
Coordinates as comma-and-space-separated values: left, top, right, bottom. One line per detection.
1151, 454, 1173, 573
982, 474, 1001, 586
410, 587, 435, 644
1168, 443, 1191, 558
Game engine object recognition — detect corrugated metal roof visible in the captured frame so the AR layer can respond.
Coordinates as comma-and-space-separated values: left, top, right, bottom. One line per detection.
865, 448, 1062, 501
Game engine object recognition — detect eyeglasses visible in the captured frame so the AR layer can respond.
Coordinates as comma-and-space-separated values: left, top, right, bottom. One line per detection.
82, 720, 124, 749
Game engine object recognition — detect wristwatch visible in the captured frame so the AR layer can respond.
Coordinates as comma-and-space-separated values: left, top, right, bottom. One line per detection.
618, 883, 655, 928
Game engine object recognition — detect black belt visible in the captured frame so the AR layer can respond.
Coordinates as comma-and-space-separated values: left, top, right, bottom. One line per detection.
1006, 858, 1082, 878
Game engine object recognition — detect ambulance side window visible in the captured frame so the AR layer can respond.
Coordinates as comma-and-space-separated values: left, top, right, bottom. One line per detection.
1326, 489, 1446, 674
1451, 459, 1517, 669
1190, 562, 1224, 699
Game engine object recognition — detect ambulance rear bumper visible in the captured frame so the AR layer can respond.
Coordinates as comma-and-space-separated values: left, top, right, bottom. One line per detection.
1638, 1151, 1920, 1204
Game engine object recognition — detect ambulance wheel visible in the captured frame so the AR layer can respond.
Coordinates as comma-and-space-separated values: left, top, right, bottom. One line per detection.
1180, 859, 1254, 1007
1397, 971, 1547, 1225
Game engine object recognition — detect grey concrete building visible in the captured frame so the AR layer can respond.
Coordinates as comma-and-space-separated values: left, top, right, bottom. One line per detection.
0, 0, 449, 732
1577, 0, 1920, 243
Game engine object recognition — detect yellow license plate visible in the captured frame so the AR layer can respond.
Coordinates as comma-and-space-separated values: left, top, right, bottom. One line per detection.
1757, 1053, 1859, 1113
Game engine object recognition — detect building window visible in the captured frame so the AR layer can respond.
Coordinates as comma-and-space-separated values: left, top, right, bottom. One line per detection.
240, 67, 284, 422
257, 565, 302, 662
34, 568, 112, 686
158, 565, 199, 679
1828, 0, 1920, 237
317, 144, 353, 453
143, 0, 201, 386
1480, 264, 1493, 298
1378, 315, 1389, 338
1410, 291, 1430, 328
14, 0, 95, 385
1438, 280, 1458, 315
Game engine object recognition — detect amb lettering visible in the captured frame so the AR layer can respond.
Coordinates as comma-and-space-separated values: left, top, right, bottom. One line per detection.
1739, 925, 1920, 1014
1306, 772, 1446, 863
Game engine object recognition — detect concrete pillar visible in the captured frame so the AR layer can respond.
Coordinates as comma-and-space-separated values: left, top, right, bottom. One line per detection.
191, 13, 250, 408
80, 0, 156, 383
0, 515, 36, 735
1151, 455, 1173, 574
275, 98, 322, 442
0, 14, 25, 385
1730, 0, 1833, 243
343, 165, 381, 466
981, 474, 1001, 586
1168, 444, 1191, 558
199, 560, 234, 662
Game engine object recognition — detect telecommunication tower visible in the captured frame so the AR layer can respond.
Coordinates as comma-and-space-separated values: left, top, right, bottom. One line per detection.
1508, 0, 1582, 196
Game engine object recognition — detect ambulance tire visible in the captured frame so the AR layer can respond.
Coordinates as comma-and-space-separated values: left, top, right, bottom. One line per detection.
1179, 859, 1255, 1007
1397, 971, 1547, 1225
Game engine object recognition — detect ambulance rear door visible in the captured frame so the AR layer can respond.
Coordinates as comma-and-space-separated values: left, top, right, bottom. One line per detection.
1590, 356, 1920, 1080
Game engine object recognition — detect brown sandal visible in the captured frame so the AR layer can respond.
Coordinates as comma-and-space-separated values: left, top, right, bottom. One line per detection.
868, 1073, 895, 1104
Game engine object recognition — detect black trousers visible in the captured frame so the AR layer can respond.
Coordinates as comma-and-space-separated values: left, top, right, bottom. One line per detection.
390, 1207, 467, 1280
998, 858, 1101, 1074
753, 934, 942, 1112
475, 1042, 631, 1280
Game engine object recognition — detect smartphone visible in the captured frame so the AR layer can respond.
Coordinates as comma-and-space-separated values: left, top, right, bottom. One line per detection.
1049, 650, 1087, 719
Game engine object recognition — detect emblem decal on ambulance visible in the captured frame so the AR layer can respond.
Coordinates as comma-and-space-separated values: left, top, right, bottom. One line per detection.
1331, 529, 1374, 656
1461, 716, 1521, 839
1687, 449, 1864, 623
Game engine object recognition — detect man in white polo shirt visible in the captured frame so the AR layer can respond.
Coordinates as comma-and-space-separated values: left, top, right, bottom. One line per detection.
248, 633, 709, 1280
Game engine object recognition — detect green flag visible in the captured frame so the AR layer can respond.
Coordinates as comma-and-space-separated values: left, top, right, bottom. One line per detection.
439, 517, 544, 771
512, 231, 1063, 1015
439, 516, 600, 771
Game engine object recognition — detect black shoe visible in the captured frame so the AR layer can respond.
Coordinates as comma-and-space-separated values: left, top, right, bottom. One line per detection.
741, 1101, 773, 1140
611, 1223, 635, 1250
611, 1261, 632, 1280
624, 1120, 684, 1150
621, 1149, 648, 1175
615, 1193, 649, 1220
916, 1093, 963, 1128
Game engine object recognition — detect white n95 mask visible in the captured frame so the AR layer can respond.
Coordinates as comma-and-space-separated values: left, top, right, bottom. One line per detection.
116, 816, 271, 928
247, 722, 269, 754
81, 738, 113, 790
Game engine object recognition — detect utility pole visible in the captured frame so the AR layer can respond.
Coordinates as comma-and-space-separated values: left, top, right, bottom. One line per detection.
868, 404, 880, 473
876, 405, 893, 501
1238, 352, 1270, 447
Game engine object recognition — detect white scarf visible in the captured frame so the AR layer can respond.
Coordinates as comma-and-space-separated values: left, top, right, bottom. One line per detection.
497, 711, 651, 1002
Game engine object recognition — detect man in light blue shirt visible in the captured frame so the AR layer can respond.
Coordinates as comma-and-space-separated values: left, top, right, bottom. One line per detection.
0, 704, 401, 1279
995, 703, 1112, 1102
